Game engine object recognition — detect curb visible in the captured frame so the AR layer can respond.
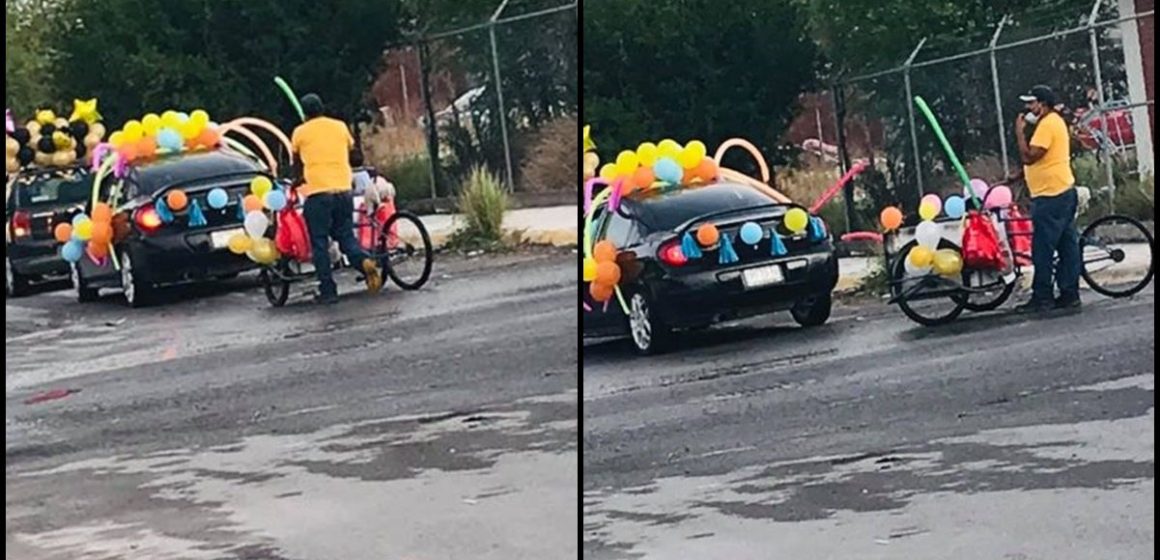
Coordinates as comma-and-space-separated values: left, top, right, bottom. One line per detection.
427, 228, 578, 249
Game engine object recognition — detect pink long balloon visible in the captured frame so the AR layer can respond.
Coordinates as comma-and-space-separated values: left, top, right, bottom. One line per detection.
841, 231, 884, 243
218, 124, 278, 174
608, 178, 625, 214
584, 177, 608, 214
223, 117, 293, 155
713, 138, 770, 183
809, 160, 869, 214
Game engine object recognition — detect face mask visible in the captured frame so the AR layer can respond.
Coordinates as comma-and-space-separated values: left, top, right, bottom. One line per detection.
1023, 112, 1039, 125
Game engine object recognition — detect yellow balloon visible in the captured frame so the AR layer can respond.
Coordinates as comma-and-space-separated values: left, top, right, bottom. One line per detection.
36, 110, 56, 126
190, 110, 210, 126
142, 114, 162, 135
109, 131, 126, 148
657, 139, 681, 160
636, 142, 659, 167
679, 140, 707, 169
932, 248, 963, 277
918, 201, 939, 221
248, 238, 280, 265
250, 176, 273, 198
908, 245, 935, 268
783, 208, 809, 233
583, 152, 599, 179
228, 233, 253, 255
122, 121, 145, 142
161, 111, 182, 129
180, 120, 202, 140
615, 150, 640, 177
583, 258, 597, 282
74, 219, 93, 241
599, 163, 619, 182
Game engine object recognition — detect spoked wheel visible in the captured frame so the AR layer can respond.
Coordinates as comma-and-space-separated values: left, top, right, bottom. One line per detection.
377, 211, 433, 290
956, 270, 1015, 312
261, 262, 291, 307
1079, 214, 1154, 298
892, 242, 966, 327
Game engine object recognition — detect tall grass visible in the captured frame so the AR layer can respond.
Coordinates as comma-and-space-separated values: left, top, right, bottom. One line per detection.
447, 166, 510, 251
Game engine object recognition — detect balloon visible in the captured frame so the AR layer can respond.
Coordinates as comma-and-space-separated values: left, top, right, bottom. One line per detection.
243, 194, 263, 213
967, 178, 989, 200
54, 223, 73, 243
88, 240, 110, 259
657, 139, 681, 160
250, 176, 273, 198
599, 163, 618, 182
194, 128, 220, 150
92, 202, 113, 224
908, 245, 935, 268
142, 114, 162, 135
166, 190, 188, 212
244, 211, 270, 238
880, 206, 903, 230
783, 208, 809, 233
915, 220, 941, 248
632, 166, 656, 190
72, 214, 90, 227
90, 122, 106, 139
636, 142, 659, 167
162, 111, 182, 129
207, 188, 229, 209
6, 137, 18, 156
589, 281, 614, 303
694, 157, 719, 182
904, 257, 932, 276
157, 128, 183, 151
739, 222, 763, 245
264, 190, 287, 211
918, 201, 939, 221
90, 221, 112, 245
123, 120, 145, 142
653, 158, 682, 184
51, 151, 74, 167
593, 240, 617, 263
74, 218, 93, 241
594, 261, 621, 286
36, 110, 56, 126
248, 238, 279, 265
109, 131, 126, 148
180, 120, 202, 140
84, 133, 102, 149
583, 257, 597, 282
944, 195, 966, 219
137, 137, 158, 159
984, 185, 1012, 209
190, 109, 210, 126
61, 240, 85, 263
678, 141, 707, 169
53, 131, 72, 149
933, 248, 963, 277
696, 223, 719, 246
118, 143, 140, 163
69, 99, 102, 124
227, 233, 253, 255
921, 194, 942, 214
615, 150, 640, 177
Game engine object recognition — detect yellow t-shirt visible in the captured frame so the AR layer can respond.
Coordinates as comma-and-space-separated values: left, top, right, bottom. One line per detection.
1023, 112, 1075, 198
291, 117, 355, 197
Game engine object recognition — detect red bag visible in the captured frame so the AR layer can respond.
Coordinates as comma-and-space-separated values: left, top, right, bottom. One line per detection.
276, 191, 312, 263
357, 200, 398, 251
1006, 205, 1033, 267
961, 210, 1006, 270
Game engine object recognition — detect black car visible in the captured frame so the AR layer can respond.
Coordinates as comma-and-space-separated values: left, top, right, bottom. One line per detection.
582, 182, 839, 354
73, 151, 268, 307
6, 167, 92, 297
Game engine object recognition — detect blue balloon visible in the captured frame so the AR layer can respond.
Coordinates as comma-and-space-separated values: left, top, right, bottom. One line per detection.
72, 213, 89, 227
739, 221, 763, 245
654, 158, 683, 184
207, 188, 229, 210
264, 190, 287, 212
944, 195, 966, 219
157, 128, 183, 151
61, 240, 84, 263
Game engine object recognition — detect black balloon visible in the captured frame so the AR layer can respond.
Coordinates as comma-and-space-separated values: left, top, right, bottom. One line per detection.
75, 144, 87, 159
12, 128, 31, 145
17, 146, 35, 165
41, 124, 56, 136
70, 121, 89, 139
37, 137, 56, 153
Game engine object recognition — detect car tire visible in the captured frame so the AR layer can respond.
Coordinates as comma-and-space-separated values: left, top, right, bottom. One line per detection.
119, 249, 155, 308
71, 264, 100, 303
791, 293, 832, 327
627, 288, 672, 356
6, 257, 30, 298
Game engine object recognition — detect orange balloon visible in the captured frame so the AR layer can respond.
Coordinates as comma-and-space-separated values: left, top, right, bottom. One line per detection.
88, 240, 109, 259
696, 223, 719, 246
167, 190, 189, 211
91, 202, 113, 224
196, 128, 220, 150
633, 166, 655, 190
119, 144, 139, 162
589, 281, 614, 302
243, 194, 263, 213
880, 206, 903, 231
137, 137, 157, 159
54, 223, 73, 243
695, 158, 719, 181
594, 261, 621, 286
593, 240, 617, 263
90, 221, 113, 245
683, 166, 697, 184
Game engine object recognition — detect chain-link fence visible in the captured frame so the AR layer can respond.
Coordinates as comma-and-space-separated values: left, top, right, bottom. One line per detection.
828, 0, 1153, 233
366, 1, 577, 202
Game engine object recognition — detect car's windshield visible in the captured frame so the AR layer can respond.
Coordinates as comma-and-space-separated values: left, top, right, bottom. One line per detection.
11, 170, 92, 210
629, 182, 778, 231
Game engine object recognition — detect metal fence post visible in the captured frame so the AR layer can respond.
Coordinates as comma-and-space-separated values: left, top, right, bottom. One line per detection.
490, 0, 515, 191
418, 41, 442, 199
1088, 0, 1116, 212
990, 16, 1011, 178
831, 85, 855, 233
903, 38, 927, 197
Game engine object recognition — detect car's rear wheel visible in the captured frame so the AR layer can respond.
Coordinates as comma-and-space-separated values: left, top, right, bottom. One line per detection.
6, 257, 30, 298
628, 289, 671, 356
120, 250, 155, 308
791, 292, 832, 327
71, 263, 99, 303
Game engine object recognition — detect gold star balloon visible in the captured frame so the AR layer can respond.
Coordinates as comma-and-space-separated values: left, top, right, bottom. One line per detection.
584, 125, 596, 152
69, 98, 103, 124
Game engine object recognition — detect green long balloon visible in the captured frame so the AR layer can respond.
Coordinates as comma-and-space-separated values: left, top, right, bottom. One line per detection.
275, 76, 305, 122
913, 96, 976, 206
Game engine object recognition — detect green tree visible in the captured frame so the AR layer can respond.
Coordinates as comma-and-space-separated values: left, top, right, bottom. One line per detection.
582, 0, 820, 169
5, 0, 65, 114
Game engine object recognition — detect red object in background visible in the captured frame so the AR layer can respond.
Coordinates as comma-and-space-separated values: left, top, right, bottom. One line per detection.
24, 388, 79, 405
359, 200, 398, 251
1006, 206, 1033, 267
1074, 108, 1136, 150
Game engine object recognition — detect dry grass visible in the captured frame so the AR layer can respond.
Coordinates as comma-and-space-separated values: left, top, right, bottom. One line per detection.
518, 116, 577, 192
774, 164, 840, 203
360, 124, 428, 170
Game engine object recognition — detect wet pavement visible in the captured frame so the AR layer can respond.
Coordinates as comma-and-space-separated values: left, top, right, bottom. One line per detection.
6, 251, 578, 560
583, 286, 1154, 559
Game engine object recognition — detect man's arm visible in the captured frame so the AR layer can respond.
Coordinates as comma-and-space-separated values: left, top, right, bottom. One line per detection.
1015, 114, 1048, 165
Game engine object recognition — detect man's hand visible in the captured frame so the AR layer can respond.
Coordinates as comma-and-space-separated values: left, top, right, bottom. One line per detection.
1014, 113, 1026, 135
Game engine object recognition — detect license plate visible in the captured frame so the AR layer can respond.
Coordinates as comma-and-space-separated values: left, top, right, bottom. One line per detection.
211, 228, 243, 250
741, 264, 784, 289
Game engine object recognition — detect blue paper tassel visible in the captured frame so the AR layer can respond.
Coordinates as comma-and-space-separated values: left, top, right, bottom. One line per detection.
156, 199, 174, 223
681, 232, 702, 259
188, 200, 207, 227
809, 217, 825, 240
770, 229, 787, 256
718, 234, 739, 265
236, 195, 246, 221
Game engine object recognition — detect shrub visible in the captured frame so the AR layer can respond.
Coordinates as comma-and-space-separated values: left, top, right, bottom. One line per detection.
447, 166, 510, 251
520, 116, 578, 192
384, 155, 434, 203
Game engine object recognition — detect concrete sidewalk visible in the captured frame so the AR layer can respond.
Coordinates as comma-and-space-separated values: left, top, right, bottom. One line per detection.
418, 205, 578, 248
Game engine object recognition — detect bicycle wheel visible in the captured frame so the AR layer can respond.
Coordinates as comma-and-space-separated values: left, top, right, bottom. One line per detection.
378, 210, 433, 290
1080, 214, 1154, 298
892, 242, 966, 326
957, 270, 1015, 312
261, 263, 291, 307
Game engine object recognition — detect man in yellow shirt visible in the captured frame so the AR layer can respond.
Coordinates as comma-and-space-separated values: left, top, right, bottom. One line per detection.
1013, 85, 1080, 313
292, 94, 382, 304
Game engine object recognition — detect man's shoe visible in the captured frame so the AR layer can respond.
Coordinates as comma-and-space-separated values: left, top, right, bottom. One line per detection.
1014, 299, 1053, 314
362, 259, 383, 294
314, 292, 339, 305
1054, 296, 1082, 310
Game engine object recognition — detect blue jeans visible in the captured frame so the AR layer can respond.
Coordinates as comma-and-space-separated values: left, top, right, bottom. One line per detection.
304, 191, 369, 297
1030, 188, 1081, 303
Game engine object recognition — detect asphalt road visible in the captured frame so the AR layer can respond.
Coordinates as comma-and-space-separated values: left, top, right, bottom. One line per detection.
584, 286, 1154, 559
6, 251, 578, 560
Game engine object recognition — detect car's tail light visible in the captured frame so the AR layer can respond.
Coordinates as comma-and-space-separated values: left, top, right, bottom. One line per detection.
11, 211, 31, 238
134, 205, 163, 234
658, 239, 688, 267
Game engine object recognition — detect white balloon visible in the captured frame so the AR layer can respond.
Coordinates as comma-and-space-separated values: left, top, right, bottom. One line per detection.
915, 220, 941, 249
244, 211, 269, 238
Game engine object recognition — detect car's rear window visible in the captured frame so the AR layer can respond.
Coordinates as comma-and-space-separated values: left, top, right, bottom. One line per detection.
629, 182, 777, 231
11, 171, 92, 209
129, 151, 264, 197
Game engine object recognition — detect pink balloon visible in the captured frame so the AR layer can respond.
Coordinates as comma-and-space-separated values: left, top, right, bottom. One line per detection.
921, 193, 942, 214
967, 178, 989, 200
984, 185, 1013, 208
